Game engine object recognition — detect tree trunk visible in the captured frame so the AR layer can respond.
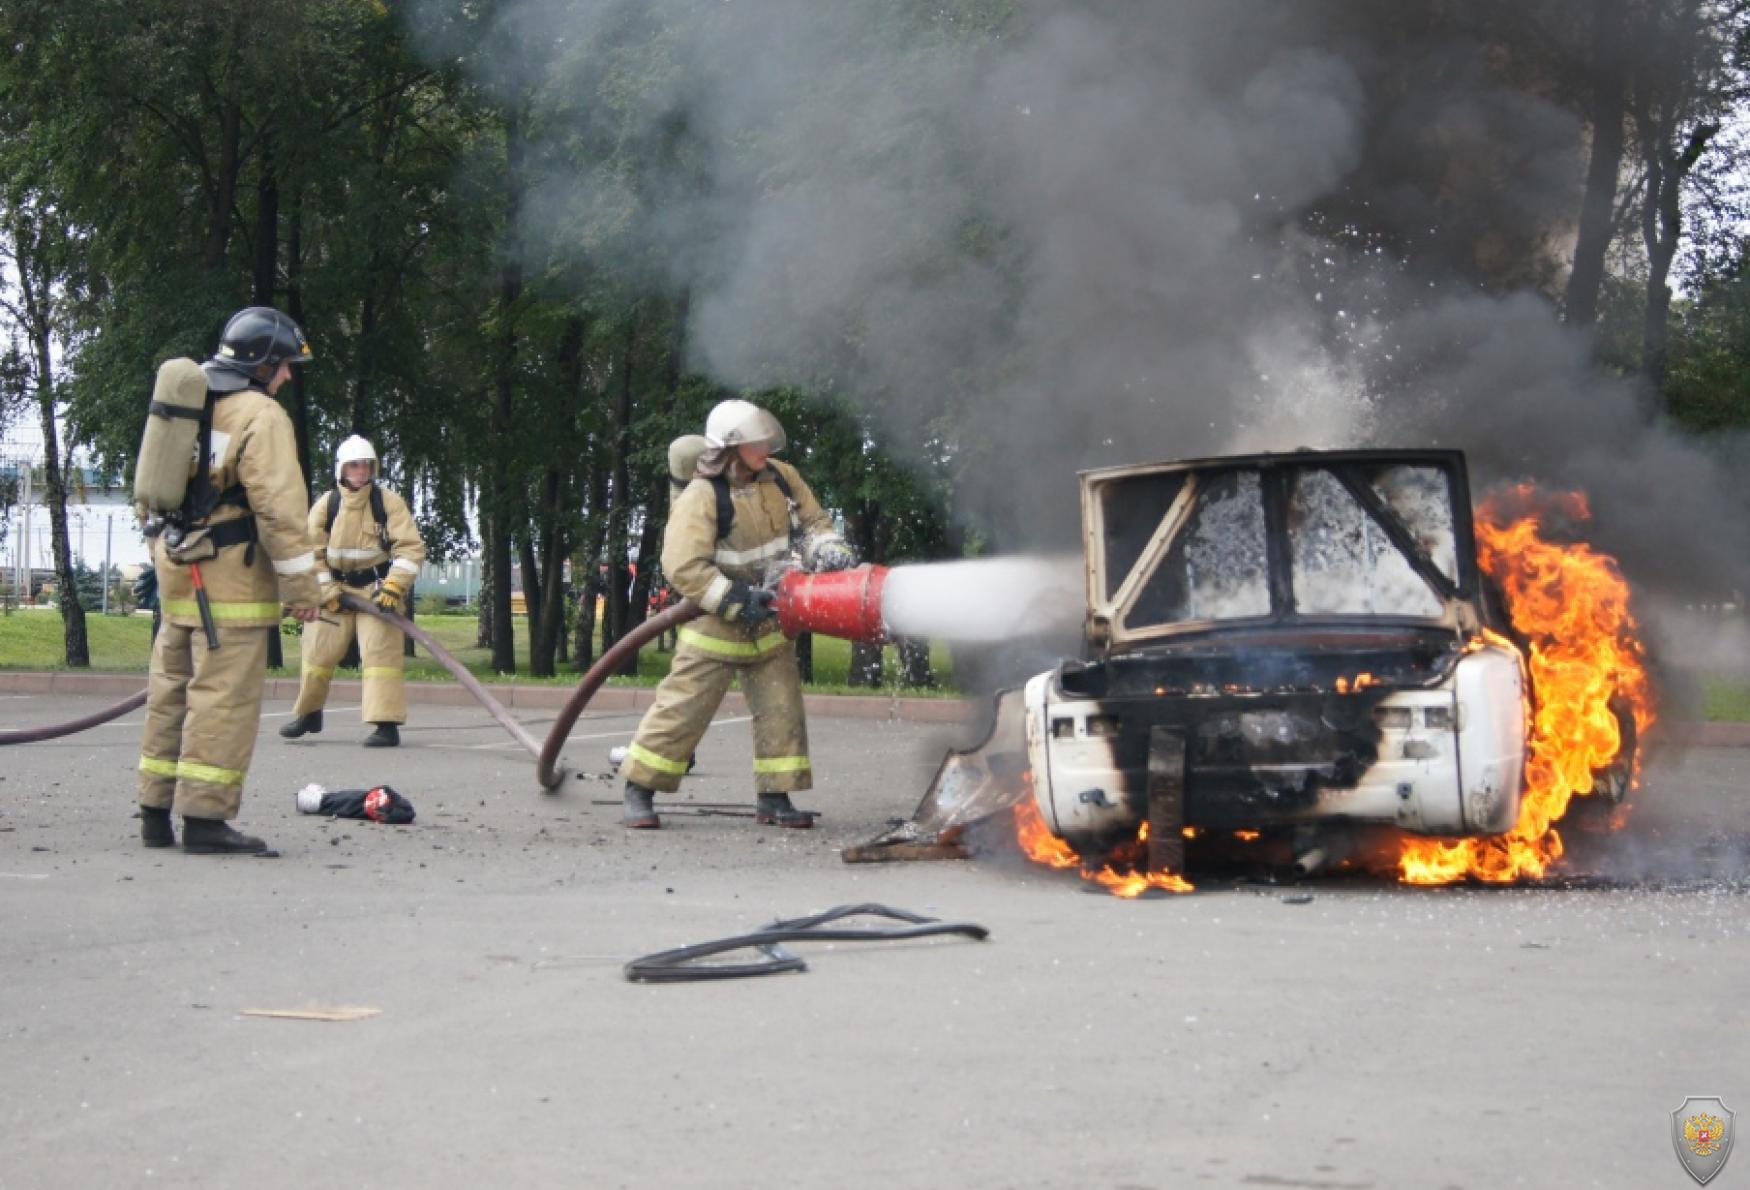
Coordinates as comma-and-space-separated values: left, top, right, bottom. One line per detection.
602, 313, 638, 654
571, 463, 609, 671
528, 470, 568, 677
487, 104, 527, 674
1564, 0, 1627, 328
253, 146, 285, 672
572, 561, 599, 670
285, 190, 314, 493
353, 291, 378, 437
252, 136, 279, 304
476, 518, 495, 649
13, 218, 87, 666
519, 530, 541, 633
795, 631, 813, 682
1641, 120, 1719, 391
533, 314, 588, 677
202, 97, 242, 270
557, 586, 570, 666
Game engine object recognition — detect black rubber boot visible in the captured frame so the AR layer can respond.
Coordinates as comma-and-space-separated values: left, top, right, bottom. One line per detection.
755, 792, 814, 829
139, 805, 175, 848
279, 710, 323, 739
182, 817, 269, 855
363, 723, 400, 748
622, 782, 660, 829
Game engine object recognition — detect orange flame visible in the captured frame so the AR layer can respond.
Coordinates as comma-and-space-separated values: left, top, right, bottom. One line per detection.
1012, 799, 1194, 897
1396, 485, 1655, 885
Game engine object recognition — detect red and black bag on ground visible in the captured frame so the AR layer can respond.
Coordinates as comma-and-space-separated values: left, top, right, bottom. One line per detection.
296, 784, 416, 824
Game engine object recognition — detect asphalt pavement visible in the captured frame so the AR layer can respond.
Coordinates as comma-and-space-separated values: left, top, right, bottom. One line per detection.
2, 692, 1747, 1189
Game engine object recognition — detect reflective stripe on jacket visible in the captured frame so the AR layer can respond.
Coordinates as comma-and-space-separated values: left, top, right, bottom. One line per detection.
662, 459, 834, 648
309, 483, 426, 589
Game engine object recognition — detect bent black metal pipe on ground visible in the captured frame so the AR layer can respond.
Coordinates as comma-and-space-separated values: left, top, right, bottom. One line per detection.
624, 902, 990, 983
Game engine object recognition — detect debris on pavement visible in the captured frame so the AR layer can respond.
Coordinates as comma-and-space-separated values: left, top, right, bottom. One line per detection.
297, 783, 416, 824
240, 1006, 381, 1022
624, 903, 989, 983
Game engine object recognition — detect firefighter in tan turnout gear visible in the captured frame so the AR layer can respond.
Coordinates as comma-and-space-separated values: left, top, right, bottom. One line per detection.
617, 400, 856, 829
280, 435, 427, 747
137, 307, 325, 855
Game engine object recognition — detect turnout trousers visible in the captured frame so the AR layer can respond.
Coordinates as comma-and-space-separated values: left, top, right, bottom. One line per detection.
290, 592, 408, 724
137, 621, 271, 820
618, 629, 811, 795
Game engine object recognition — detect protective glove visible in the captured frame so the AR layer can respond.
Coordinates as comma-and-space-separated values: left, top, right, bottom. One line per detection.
318, 579, 343, 613
810, 540, 857, 573
725, 583, 777, 625
373, 570, 413, 613
131, 568, 158, 609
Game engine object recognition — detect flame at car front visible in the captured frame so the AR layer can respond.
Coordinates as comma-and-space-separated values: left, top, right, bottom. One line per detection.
1396, 485, 1656, 884
1012, 794, 1194, 897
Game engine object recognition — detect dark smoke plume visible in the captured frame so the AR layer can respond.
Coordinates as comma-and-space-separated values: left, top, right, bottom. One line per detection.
415, 0, 1750, 598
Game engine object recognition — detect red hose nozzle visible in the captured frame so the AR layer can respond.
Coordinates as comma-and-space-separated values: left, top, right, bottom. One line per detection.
774, 564, 889, 643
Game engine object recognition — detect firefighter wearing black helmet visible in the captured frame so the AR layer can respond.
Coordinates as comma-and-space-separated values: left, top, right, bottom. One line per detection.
136, 307, 327, 855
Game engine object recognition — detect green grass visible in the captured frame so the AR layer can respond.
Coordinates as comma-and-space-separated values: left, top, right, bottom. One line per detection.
0, 606, 959, 696
1700, 675, 1750, 722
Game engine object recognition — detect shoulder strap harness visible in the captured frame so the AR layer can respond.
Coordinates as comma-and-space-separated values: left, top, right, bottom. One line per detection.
325, 484, 394, 585
709, 468, 796, 545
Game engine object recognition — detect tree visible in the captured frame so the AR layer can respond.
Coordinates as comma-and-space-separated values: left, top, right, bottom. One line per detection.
0, 201, 89, 665
1626, 0, 1745, 390
1565, 0, 1631, 326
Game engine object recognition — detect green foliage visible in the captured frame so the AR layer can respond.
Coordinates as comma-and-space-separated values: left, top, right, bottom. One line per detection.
1664, 246, 1750, 431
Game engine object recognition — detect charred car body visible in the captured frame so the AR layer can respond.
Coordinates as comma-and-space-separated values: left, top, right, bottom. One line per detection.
871, 449, 1542, 875
1038, 448, 1527, 867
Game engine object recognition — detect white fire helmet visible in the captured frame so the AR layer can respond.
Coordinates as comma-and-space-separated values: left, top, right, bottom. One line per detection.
334, 434, 379, 483
703, 399, 786, 452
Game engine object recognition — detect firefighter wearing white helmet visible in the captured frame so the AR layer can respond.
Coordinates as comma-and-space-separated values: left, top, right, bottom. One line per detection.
616, 400, 856, 829
280, 434, 427, 747
703, 398, 787, 451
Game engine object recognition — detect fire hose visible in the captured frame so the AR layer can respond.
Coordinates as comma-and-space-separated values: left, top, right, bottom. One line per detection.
533, 565, 887, 788
0, 687, 149, 745
335, 593, 560, 778
1, 568, 888, 789
535, 598, 703, 789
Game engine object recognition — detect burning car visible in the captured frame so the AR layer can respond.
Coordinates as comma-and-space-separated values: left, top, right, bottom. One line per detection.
856, 448, 1647, 891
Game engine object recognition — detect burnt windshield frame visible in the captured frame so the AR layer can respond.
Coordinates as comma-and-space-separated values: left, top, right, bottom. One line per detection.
1092, 450, 1478, 639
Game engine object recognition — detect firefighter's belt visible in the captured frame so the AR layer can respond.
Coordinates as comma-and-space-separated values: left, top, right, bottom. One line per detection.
165, 516, 256, 564
334, 562, 392, 588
